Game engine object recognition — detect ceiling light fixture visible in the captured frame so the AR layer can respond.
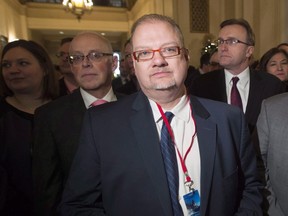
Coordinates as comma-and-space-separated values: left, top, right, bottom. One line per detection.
62, 0, 93, 21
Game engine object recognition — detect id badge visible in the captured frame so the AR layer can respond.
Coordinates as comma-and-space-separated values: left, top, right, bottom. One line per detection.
183, 189, 200, 216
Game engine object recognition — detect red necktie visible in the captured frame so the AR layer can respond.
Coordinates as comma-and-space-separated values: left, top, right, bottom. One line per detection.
90, 99, 108, 107
230, 77, 243, 110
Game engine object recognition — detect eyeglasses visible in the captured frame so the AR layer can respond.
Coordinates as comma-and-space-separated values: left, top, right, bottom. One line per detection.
216, 38, 252, 46
133, 46, 182, 62
69, 52, 113, 65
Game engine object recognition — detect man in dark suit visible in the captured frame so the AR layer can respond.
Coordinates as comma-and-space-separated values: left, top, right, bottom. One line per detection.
56, 37, 79, 96
59, 14, 262, 216
112, 59, 129, 90
189, 18, 285, 133
116, 39, 140, 95
33, 32, 122, 216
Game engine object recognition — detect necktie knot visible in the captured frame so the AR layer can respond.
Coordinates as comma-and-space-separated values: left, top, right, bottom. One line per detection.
164, 111, 174, 124
90, 99, 108, 107
232, 76, 239, 85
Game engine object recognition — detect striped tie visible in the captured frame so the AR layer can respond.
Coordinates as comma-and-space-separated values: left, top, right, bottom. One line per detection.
160, 112, 183, 216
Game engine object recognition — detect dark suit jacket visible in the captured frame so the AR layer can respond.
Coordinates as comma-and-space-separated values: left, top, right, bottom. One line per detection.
112, 76, 125, 91
116, 76, 139, 95
189, 69, 285, 132
58, 78, 70, 97
59, 91, 262, 216
33, 89, 123, 216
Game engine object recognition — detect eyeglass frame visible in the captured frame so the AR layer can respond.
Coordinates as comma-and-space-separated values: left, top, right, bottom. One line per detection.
216, 38, 252, 46
68, 52, 113, 65
132, 46, 183, 62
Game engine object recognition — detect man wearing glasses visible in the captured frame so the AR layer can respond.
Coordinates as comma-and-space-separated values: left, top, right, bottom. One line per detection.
116, 39, 140, 95
190, 18, 285, 133
59, 14, 262, 216
33, 32, 122, 216
56, 37, 79, 96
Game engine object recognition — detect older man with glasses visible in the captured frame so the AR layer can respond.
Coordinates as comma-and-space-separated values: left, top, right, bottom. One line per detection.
33, 32, 123, 216
56, 37, 79, 96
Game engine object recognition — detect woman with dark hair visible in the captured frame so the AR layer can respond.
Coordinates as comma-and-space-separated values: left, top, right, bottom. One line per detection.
0, 39, 58, 215
259, 47, 288, 91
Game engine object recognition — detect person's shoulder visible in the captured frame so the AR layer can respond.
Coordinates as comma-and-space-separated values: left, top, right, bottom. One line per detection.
251, 70, 286, 94
263, 92, 288, 107
35, 90, 82, 116
193, 69, 224, 86
88, 93, 137, 114
192, 95, 242, 118
251, 69, 283, 83
199, 69, 223, 79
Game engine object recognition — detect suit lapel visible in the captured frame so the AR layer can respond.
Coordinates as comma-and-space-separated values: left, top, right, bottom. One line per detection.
129, 93, 217, 215
219, 70, 228, 102
129, 92, 173, 216
70, 89, 87, 119
190, 96, 216, 216
245, 71, 262, 122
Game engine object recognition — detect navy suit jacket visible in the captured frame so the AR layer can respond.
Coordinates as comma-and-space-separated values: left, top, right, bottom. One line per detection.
59, 91, 262, 216
189, 69, 285, 132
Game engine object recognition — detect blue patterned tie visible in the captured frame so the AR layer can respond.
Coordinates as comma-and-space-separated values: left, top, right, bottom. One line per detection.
160, 112, 183, 216
231, 77, 243, 110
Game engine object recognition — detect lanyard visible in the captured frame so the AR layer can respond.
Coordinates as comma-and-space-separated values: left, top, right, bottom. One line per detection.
156, 101, 197, 185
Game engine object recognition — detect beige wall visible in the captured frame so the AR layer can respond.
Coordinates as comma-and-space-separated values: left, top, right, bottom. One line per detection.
0, 0, 28, 42
174, 0, 288, 67
1, 0, 287, 67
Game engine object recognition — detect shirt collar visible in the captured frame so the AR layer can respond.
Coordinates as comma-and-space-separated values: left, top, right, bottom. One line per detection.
149, 95, 191, 124
80, 87, 117, 109
225, 67, 250, 87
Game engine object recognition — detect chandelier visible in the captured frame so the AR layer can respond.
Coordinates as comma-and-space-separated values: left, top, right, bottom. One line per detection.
62, 0, 94, 21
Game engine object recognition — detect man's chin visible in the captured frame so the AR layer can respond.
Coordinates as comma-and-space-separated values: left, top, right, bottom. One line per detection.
154, 83, 176, 91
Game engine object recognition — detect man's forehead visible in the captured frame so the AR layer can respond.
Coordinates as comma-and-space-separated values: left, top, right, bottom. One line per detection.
219, 24, 247, 36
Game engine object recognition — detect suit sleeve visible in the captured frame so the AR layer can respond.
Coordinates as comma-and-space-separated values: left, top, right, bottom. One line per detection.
33, 109, 63, 216
58, 111, 105, 216
256, 100, 284, 216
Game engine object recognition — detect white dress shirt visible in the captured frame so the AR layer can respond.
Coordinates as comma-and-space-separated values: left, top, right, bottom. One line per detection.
80, 87, 117, 109
225, 67, 250, 113
149, 95, 201, 216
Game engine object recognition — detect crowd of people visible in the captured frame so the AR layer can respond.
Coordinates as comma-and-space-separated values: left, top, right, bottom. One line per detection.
0, 14, 287, 216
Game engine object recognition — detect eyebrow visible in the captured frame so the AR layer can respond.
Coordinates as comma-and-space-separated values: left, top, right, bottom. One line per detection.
133, 42, 179, 50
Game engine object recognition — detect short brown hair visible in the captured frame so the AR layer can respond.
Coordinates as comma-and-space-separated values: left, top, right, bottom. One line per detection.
130, 14, 185, 48
220, 18, 255, 46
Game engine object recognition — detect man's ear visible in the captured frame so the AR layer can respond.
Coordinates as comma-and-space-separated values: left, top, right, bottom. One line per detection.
246, 46, 254, 58
184, 48, 190, 61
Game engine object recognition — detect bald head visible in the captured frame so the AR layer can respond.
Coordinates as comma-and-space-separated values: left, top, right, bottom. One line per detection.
68, 31, 118, 98
70, 31, 113, 54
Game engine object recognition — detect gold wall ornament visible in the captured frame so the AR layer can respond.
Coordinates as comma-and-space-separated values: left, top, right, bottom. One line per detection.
62, 0, 93, 21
